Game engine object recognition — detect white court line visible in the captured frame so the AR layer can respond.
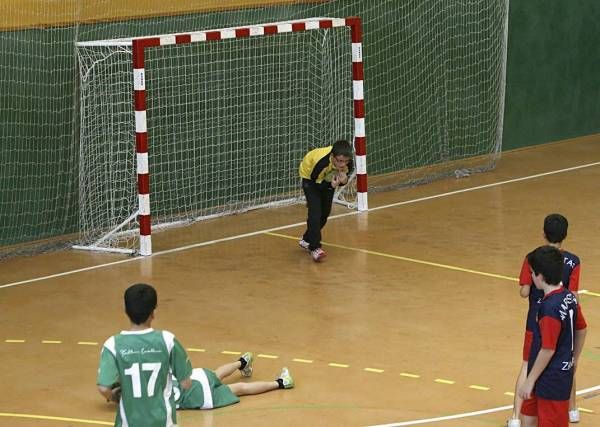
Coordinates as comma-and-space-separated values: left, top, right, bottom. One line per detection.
2, 160, 599, 290
367, 385, 600, 427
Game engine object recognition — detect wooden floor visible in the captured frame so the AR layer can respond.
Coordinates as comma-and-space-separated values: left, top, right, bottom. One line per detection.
1, 135, 599, 427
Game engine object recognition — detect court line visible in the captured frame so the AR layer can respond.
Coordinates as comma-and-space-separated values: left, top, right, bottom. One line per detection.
267, 232, 517, 282
0, 412, 112, 425
366, 385, 600, 426
580, 289, 600, 297
2, 161, 599, 290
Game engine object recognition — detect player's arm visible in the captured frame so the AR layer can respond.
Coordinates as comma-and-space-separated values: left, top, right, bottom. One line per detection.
574, 329, 587, 366
573, 305, 587, 366
170, 336, 193, 390
97, 385, 112, 401
518, 348, 554, 399
518, 315, 560, 399
569, 263, 581, 296
518, 257, 532, 298
97, 384, 121, 403
97, 338, 121, 403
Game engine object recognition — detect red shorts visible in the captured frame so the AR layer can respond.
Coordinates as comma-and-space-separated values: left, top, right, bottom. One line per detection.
522, 330, 533, 361
521, 394, 569, 426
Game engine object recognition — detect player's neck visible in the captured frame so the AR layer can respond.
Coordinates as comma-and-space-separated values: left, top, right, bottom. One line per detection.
129, 321, 152, 331
542, 282, 562, 295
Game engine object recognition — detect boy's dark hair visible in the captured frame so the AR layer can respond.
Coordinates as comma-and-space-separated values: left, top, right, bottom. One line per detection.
527, 245, 563, 286
331, 140, 353, 158
124, 283, 157, 325
543, 213, 568, 243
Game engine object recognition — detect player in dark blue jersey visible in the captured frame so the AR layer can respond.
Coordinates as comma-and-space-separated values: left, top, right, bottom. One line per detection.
508, 214, 582, 427
517, 246, 586, 427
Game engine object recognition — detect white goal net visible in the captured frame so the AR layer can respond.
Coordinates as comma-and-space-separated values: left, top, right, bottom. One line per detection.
75, 18, 358, 254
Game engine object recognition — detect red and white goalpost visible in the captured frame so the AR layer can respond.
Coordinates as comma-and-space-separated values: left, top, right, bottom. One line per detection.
75, 17, 367, 256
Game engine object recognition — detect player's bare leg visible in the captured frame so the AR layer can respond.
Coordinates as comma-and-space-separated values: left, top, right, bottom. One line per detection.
215, 361, 243, 381
215, 352, 253, 380
569, 375, 580, 423
228, 367, 293, 396
508, 361, 528, 426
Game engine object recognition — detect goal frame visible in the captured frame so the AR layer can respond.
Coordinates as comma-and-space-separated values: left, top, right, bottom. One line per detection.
75, 17, 368, 256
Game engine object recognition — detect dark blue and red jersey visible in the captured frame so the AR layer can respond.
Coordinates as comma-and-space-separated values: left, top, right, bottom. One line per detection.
520, 249, 581, 332
528, 287, 586, 400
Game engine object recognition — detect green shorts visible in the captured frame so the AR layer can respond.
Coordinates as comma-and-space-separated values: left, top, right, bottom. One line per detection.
178, 368, 240, 409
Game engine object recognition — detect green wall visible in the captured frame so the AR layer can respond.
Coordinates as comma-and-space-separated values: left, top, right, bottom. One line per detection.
503, 1, 600, 149
1, 1, 598, 250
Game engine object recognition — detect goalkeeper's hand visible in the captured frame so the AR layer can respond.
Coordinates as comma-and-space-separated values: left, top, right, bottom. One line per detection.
336, 172, 348, 185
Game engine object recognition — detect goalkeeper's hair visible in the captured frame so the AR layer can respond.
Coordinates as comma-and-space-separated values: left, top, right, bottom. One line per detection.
332, 140, 352, 158
124, 283, 157, 324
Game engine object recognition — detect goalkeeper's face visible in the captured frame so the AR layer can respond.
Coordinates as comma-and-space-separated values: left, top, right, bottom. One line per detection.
332, 155, 350, 170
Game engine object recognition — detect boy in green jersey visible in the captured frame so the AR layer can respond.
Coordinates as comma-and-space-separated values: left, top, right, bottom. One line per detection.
97, 283, 193, 427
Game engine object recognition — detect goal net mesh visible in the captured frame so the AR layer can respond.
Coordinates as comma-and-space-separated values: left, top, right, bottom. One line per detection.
77, 26, 352, 250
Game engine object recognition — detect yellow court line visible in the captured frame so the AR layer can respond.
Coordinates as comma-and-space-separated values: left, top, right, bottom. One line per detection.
42, 340, 62, 344
435, 378, 455, 385
221, 350, 241, 355
364, 368, 384, 373
328, 363, 350, 368
579, 407, 594, 414
469, 385, 490, 391
292, 358, 313, 363
5, 339, 25, 343
257, 353, 279, 359
400, 372, 420, 378
78, 341, 98, 346
0, 412, 112, 425
504, 391, 515, 396
580, 290, 600, 297
265, 232, 517, 282
187, 348, 206, 352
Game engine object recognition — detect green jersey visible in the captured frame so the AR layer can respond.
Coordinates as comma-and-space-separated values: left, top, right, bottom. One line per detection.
97, 328, 192, 427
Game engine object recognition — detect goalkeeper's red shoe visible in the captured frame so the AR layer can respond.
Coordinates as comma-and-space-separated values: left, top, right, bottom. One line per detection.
310, 247, 326, 262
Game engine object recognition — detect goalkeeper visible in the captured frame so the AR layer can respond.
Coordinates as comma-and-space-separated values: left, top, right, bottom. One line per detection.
298, 140, 353, 262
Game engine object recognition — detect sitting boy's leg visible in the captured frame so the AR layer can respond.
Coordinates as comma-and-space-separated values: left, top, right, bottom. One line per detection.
228, 367, 294, 397
214, 352, 253, 380
228, 381, 278, 396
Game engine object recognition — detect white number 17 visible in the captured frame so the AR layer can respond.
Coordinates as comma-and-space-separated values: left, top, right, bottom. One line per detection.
124, 362, 161, 398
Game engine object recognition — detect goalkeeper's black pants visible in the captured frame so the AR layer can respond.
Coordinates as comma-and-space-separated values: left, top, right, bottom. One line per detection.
301, 178, 334, 251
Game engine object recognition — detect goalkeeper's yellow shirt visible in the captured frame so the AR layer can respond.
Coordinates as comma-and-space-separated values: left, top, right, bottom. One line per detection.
298, 146, 352, 184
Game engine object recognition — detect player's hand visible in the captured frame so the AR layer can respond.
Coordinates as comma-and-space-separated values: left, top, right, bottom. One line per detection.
336, 172, 348, 185
109, 385, 121, 403
331, 174, 340, 189
517, 380, 534, 400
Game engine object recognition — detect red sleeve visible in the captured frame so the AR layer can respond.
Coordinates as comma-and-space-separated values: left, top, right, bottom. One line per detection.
519, 257, 532, 286
569, 264, 581, 292
539, 316, 561, 350
576, 304, 587, 330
